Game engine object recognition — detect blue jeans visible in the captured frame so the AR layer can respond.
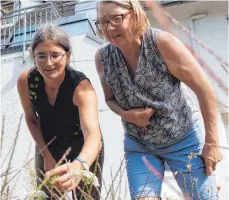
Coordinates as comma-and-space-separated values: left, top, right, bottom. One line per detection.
124, 121, 218, 200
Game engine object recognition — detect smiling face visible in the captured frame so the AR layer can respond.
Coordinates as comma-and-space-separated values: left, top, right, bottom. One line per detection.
97, 3, 136, 47
32, 40, 71, 80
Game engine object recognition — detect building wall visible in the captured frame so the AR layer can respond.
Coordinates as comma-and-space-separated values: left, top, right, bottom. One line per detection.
1, 52, 36, 198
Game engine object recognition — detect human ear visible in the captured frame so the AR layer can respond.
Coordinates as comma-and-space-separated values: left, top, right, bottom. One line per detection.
66, 51, 72, 63
28, 47, 35, 63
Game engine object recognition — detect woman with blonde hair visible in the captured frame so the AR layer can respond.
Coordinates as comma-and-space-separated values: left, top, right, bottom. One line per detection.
95, 0, 222, 199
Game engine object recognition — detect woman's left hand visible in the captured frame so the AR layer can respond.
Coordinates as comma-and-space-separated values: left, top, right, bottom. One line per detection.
46, 161, 83, 192
202, 143, 223, 176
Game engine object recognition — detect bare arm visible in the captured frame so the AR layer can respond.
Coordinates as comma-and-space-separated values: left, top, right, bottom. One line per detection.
94, 50, 126, 117
17, 70, 53, 159
72, 79, 102, 167
45, 79, 103, 191
157, 31, 222, 174
94, 50, 154, 127
157, 31, 218, 144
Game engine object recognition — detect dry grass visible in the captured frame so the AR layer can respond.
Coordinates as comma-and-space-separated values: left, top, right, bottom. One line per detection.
0, 115, 223, 200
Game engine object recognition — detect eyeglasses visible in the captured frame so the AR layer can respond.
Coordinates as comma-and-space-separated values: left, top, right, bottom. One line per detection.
95, 11, 132, 30
34, 53, 67, 63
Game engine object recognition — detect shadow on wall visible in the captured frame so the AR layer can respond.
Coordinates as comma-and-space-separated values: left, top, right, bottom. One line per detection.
1, 55, 32, 95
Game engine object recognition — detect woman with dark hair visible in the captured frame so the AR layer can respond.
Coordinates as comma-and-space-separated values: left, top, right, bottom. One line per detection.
95, 0, 222, 199
17, 24, 104, 199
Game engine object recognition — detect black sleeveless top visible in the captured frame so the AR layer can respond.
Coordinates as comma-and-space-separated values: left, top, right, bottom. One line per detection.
28, 66, 89, 160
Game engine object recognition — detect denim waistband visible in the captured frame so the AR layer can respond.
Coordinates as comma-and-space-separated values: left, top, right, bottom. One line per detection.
124, 119, 202, 150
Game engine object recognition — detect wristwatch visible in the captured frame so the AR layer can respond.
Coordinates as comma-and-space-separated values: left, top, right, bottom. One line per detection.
74, 157, 89, 171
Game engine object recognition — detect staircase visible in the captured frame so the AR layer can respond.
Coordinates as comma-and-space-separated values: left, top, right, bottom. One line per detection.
1, 2, 61, 61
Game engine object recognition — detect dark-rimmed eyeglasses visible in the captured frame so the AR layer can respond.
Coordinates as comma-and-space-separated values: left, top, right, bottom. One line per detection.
95, 11, 132, 30
34, 52, 67, 63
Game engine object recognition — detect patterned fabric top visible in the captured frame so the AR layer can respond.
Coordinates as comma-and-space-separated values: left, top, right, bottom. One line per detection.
98, 28, 200, 145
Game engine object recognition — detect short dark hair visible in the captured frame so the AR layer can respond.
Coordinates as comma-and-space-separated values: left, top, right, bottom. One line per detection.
30, 24, 71, 53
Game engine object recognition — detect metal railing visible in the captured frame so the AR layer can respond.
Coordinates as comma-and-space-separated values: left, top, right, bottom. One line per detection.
1, 2, 60, 62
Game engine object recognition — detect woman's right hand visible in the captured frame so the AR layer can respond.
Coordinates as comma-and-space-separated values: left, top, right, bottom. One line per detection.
122, 108, 155, 127
43, 153, 57, 172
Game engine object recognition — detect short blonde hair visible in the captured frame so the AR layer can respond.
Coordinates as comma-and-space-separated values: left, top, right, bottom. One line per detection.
96, 0, 150, 39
